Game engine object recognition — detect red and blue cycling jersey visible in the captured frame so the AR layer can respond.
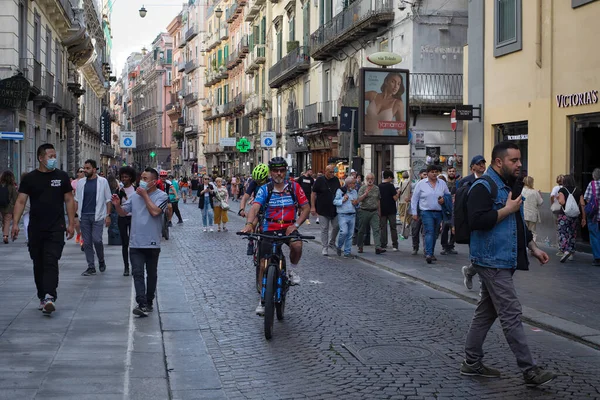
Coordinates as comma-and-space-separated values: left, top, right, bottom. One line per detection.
253, 181, 308, 232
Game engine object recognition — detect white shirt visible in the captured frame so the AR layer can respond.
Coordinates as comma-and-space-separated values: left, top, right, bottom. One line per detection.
411, 178, 450, 215
550, 185, 562, 205
75, 176, 112, 221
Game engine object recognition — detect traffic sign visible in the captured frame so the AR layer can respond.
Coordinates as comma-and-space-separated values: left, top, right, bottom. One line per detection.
0, 132, 24, 140
236, 137, 251, 153
260, 131, 276, 148
120, 131, 137, 148
450, 109, 457, 131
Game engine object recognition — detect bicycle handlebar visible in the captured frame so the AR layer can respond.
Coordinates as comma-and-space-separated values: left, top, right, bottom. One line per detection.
236, 231, 315, 240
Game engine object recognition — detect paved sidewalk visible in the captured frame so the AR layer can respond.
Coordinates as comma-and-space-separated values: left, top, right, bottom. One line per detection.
230, 200, 600, 348
0, 228, 225, 400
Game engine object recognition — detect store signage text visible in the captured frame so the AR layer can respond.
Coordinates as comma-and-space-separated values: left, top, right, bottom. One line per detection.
556, 90, 598, 108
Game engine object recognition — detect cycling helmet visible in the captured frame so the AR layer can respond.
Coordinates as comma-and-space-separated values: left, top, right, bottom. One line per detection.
159, 170, 168, 177
252, 163, 269, 181
268, 156, 288, 169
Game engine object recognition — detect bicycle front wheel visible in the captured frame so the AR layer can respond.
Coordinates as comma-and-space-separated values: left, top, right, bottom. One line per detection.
264, 263, 277, 340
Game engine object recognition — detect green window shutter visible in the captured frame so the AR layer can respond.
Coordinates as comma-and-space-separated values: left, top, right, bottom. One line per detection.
303, 4, 310, 47
224, 84, 229, 103
218, 49, 222, 66
261, 17, 266, 44
224, 45, 229, 60
166, 49, 173, 64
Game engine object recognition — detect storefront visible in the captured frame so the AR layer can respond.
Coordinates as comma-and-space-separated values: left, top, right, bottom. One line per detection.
571, 112, 600, 194
304, 126, 339, 173
494, 121, 528, 176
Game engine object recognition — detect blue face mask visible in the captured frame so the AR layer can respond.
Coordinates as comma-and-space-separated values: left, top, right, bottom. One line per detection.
139, 181, 149, 190
46, 158, 58, 170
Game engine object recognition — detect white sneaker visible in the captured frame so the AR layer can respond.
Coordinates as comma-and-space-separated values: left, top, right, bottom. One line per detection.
392, 247, 398, 252
255, 300, 265, 316
203, 228, 207, 232
209, 227, 214, 232
322, 247, 328, 256
288, 270, 301, 285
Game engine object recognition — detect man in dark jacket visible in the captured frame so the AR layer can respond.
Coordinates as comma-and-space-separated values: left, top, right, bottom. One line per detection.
298, 169, 315, 224
461, 142, 556, 387
311, 165, 340, 256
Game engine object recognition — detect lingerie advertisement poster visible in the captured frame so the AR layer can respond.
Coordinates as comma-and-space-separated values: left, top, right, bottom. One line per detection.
358, 67, 410, 145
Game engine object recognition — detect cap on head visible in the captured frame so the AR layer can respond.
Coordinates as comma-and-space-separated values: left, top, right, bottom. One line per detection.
470, 155, 486, 167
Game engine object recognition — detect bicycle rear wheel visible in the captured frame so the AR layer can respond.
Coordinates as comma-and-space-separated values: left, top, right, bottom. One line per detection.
264, 263, 277, 340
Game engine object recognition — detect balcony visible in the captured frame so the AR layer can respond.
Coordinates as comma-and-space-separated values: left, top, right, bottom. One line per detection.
217, 66, 229, 80
226, 3, 241, 23
178, 36, 187, 48
244, 94, 262, 116
101, 144, 116, 158
185, 25, 198, 42
19, 58, 42, 97
34, 69, 55, 107
304, 100, 338, 126
178, 117, 185, 126
219, 27, 229, 41
265, 117, 283, 134
184, 125, 198, 137
185, 59, 199, 74
245, 0, 264, 21
409, 73, 463, 109
207, 32, 221, 51
204, 143, 222, 154
245, 45, 266, 75
184, 92, 199, 106
177, 61, 185, 72
310, 0, 394, 61
227, 48, 240, 70
47, 80, 64, 115
286, 109, 304, 131
239, 35, 250, 59
268, 46, 310, 88
205, 70, 221, 87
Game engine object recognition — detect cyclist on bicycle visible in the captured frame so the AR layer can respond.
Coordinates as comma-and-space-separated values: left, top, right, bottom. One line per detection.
240, 157, 310, 315
240, 164, 270, 255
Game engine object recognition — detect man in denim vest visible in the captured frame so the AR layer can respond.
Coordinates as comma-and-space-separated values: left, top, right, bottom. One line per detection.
461, 141, 557, 387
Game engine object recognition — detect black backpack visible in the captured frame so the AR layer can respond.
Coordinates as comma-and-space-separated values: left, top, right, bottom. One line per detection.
261, 181, 298, 213
453, 175, 497, 244
0, 185, 9, 208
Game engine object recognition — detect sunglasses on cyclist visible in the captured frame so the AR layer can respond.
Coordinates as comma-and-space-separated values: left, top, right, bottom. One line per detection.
271, 168, 286, 173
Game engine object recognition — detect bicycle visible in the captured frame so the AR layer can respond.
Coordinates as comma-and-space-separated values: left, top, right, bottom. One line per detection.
237, 231, 314, 340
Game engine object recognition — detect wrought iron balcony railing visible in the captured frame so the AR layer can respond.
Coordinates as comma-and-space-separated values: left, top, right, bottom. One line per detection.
184, 92, 199, 106
310, 0, 394, 61
185, 25, 198, 42
185, 59, 199, 74
19, 58, 42, 94
304, 101, 338, 126
304, 103, 318, 126
268, 46, 310, 88
245, 44, 266, 75
409, 73, 463, 106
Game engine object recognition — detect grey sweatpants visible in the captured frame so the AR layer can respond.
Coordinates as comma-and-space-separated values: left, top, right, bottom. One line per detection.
80, 214, 105, 269
319, 214, 339, 249
465, 266, 535, 370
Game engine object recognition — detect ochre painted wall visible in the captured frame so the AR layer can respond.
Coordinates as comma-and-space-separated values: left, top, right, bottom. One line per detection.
482, 0, 600, 192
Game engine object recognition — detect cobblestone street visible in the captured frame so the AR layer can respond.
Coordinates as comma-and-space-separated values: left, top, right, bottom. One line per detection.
167, 202, 600, 399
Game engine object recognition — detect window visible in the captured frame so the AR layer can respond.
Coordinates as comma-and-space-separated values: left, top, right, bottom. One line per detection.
166, 49, 172, 64
276, 29, 282, 61
494, 0, 522, 57
289, 15, 295, 43
34, 13, 41, 61
303, 2, 310, 47
18, 2, 26, 58
46, 27, 52, 70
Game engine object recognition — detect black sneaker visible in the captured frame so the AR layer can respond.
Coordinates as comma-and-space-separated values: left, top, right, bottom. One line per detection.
123, 267, 130, 276
426, 256, 433, 264
460, 360, 501, 378
441, 250, 449, 255
523, 366, 557, 387
99, 262, 106, 272
593, 259, 600, 267
336, 247, 342, 256
132, 305, 148, 317
81, 268, 96, 276
146, 304, 154, 312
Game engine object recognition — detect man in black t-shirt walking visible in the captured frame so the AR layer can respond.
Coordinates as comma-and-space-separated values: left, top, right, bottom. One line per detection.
311, 165, 340, 256
379, 170, 400, 251
298, 169, 314, 224
190, 174, 200, 203
12, 144, 76, 315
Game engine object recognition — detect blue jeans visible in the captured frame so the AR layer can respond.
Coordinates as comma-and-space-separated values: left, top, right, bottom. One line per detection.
201, 204, 214, 227
337, 213, 356, 255
588, 221, 600, 260
421, 210, 442, 257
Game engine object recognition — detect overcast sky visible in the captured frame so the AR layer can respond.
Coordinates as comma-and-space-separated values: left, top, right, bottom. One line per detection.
110, 0, 183, 76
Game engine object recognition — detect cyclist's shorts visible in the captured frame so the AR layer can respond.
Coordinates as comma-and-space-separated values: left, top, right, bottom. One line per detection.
259, 229, 301, 256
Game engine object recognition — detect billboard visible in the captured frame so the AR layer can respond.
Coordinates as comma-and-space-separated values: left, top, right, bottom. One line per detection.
358, 67, 410, 145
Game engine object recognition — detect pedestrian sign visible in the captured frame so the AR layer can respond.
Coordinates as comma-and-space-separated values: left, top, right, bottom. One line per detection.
120, 131, 137, 148
260, 131, 276, 148
236, 137, 251, 153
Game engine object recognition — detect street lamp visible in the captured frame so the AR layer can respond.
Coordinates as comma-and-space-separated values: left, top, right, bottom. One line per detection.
214, 7, 223, 19
139, 5, 147, 18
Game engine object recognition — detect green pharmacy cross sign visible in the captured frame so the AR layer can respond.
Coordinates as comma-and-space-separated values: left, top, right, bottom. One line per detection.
236, 137, 251, 153
150, 151, 156, 158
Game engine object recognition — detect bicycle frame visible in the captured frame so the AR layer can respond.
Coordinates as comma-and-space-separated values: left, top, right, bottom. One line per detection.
261, 241, 287, 304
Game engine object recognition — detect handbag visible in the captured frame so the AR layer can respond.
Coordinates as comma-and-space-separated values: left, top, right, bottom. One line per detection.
550, 200, 562, 214
214, 187, 230, 211
584, 180, 598, 221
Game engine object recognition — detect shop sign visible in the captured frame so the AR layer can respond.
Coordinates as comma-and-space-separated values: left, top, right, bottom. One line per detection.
455, 104, 474, 120
0, 75, 30, 110
366, 52, 403, 67
556, 90, 598, 108
506, 134, 528, 141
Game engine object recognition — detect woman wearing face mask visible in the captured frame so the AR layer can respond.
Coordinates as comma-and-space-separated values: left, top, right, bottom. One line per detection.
117, 166, 137, 276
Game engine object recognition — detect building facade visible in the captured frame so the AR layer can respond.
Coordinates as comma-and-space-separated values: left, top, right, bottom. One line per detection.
465, 0, 600, 247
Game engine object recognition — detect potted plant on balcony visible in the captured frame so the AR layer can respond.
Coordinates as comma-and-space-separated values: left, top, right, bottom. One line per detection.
173, 130, 184, 141
287, 41, 299, 54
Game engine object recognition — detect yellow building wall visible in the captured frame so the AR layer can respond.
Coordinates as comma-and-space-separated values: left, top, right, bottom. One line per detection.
483, 0, 600, 192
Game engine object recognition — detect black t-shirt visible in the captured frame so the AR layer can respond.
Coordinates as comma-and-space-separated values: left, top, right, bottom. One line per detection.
378, 182, 397, 216
190, 178, 199, 191
467, 174, 533, 271
312, 176, 341, 218
558, 186, 582, 215
245, 179, 267, 198
299, 175, 314, 197
19, 169, 72, 233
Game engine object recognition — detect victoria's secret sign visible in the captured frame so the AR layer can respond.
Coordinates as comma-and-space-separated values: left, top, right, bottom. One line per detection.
556, 90, 598, 108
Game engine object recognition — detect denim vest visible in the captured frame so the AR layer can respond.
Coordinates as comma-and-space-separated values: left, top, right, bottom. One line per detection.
469, 168, 527, 269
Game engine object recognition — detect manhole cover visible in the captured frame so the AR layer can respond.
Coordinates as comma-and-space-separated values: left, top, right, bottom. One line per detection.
343, 344, 433, 364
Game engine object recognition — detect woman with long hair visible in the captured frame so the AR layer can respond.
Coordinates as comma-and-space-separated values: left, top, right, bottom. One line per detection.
0, 170, 18, 243
117, 166, 136, 276
364, 72, 406, 136
556, 174, 586, 262
522, 176, 543, 243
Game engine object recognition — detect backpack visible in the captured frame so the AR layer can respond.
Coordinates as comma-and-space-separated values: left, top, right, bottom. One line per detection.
259, 181, 299, 225
0, 185, 9, 208
453, 175, 498, 245
563, 188, 581, 218
584, 180, 598, 221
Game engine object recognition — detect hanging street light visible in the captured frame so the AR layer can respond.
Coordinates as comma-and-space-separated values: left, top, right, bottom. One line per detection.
139, 5, 147, 18
214, 7, 223, 19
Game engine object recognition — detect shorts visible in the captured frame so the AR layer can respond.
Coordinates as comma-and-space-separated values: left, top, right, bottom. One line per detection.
259, 229, 301, 257
192, 190, 198, 197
